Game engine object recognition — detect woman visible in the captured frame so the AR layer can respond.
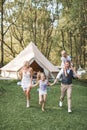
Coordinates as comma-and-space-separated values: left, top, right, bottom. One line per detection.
19, 61, 33, 108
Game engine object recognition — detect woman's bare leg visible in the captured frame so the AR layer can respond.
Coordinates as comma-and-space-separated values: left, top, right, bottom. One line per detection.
24, 88, 31, 107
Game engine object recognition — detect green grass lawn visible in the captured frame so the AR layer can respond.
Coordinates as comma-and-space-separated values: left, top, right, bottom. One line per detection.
0, 79, 87, 130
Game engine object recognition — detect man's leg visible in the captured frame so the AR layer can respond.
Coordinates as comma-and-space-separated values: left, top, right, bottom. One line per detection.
67, 84, 72, 112
59, 84, 67, 107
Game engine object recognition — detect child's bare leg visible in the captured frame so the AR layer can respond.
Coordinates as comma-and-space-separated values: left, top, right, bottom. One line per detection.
42, 102, 45, 111
39, 95, 43, 105
39, 95, 44, 111
42, 94, 47, 111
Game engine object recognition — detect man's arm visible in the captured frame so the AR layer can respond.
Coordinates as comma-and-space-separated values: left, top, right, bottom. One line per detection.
50, 78, 58, 86
72, 69, 81, 79
50, 69, 63, 86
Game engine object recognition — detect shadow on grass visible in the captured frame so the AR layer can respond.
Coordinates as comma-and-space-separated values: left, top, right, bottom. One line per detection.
73, 79, 87, 87
0, 86, 6, 96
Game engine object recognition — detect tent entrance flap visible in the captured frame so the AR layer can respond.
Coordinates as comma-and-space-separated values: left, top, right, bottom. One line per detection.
30, 60, 44, 72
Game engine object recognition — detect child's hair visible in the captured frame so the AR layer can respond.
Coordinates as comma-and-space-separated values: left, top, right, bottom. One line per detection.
41, 72, 46, 78
37, 71, 41, 81
23, 61, 30, 68
37, 72, 46, 81
61, 50, 67, 55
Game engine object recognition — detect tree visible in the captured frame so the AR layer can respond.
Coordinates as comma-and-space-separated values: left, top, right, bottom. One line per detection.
0, 0, 5, 66
55, 0, 87, 68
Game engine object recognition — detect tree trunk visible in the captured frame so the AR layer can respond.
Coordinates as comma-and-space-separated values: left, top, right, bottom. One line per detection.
34, 9, 37, 45
69, 31, 72, 58
73, 36, 77, 67
1, 1, 4, 66
61, 30, 65, 50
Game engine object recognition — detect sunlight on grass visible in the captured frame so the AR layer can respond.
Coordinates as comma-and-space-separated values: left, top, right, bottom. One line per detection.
0, 79, 87, 130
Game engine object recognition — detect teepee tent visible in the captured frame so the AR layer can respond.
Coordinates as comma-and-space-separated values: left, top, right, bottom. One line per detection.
0, 42, 59, 79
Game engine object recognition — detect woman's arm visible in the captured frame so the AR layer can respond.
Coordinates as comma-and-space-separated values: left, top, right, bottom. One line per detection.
33, 81, 39, 88
19, 68, 23, 80
29, 67, 34, 85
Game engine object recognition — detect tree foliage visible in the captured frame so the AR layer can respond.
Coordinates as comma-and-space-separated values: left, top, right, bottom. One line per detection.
0, 0, 87, 68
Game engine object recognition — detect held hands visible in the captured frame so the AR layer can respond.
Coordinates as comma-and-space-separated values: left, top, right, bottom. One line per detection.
50, 79, 58, 86
50, 82, 55, 86
29, 85, 34, 89
77, 74, 81, 79
30, 83, 38, 88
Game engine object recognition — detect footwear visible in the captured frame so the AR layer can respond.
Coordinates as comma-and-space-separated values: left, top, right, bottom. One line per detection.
26, 103, 30, 108
68, 109, 72, 113
26, 104, 30, 108
42, 107, 45, 112
59, 101, 63, 107
26, 100, 30, 108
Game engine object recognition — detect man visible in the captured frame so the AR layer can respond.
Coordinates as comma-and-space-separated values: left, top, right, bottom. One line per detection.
51, 61, 80, 113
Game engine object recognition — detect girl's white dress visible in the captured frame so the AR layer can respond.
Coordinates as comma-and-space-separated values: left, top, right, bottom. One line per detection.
21, 71, 31, 91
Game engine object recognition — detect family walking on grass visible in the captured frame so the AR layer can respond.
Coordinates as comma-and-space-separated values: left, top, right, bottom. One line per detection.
19, 50, 80, 113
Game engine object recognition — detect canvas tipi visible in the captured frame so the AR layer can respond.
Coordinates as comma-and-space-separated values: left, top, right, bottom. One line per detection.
0, 42, 59, 79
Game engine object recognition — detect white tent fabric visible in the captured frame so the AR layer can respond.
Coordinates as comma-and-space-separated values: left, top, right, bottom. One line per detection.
0, 42, 59, 79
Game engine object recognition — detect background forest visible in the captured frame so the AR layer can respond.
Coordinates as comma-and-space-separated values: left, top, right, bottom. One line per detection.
0, 0, 87, 68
